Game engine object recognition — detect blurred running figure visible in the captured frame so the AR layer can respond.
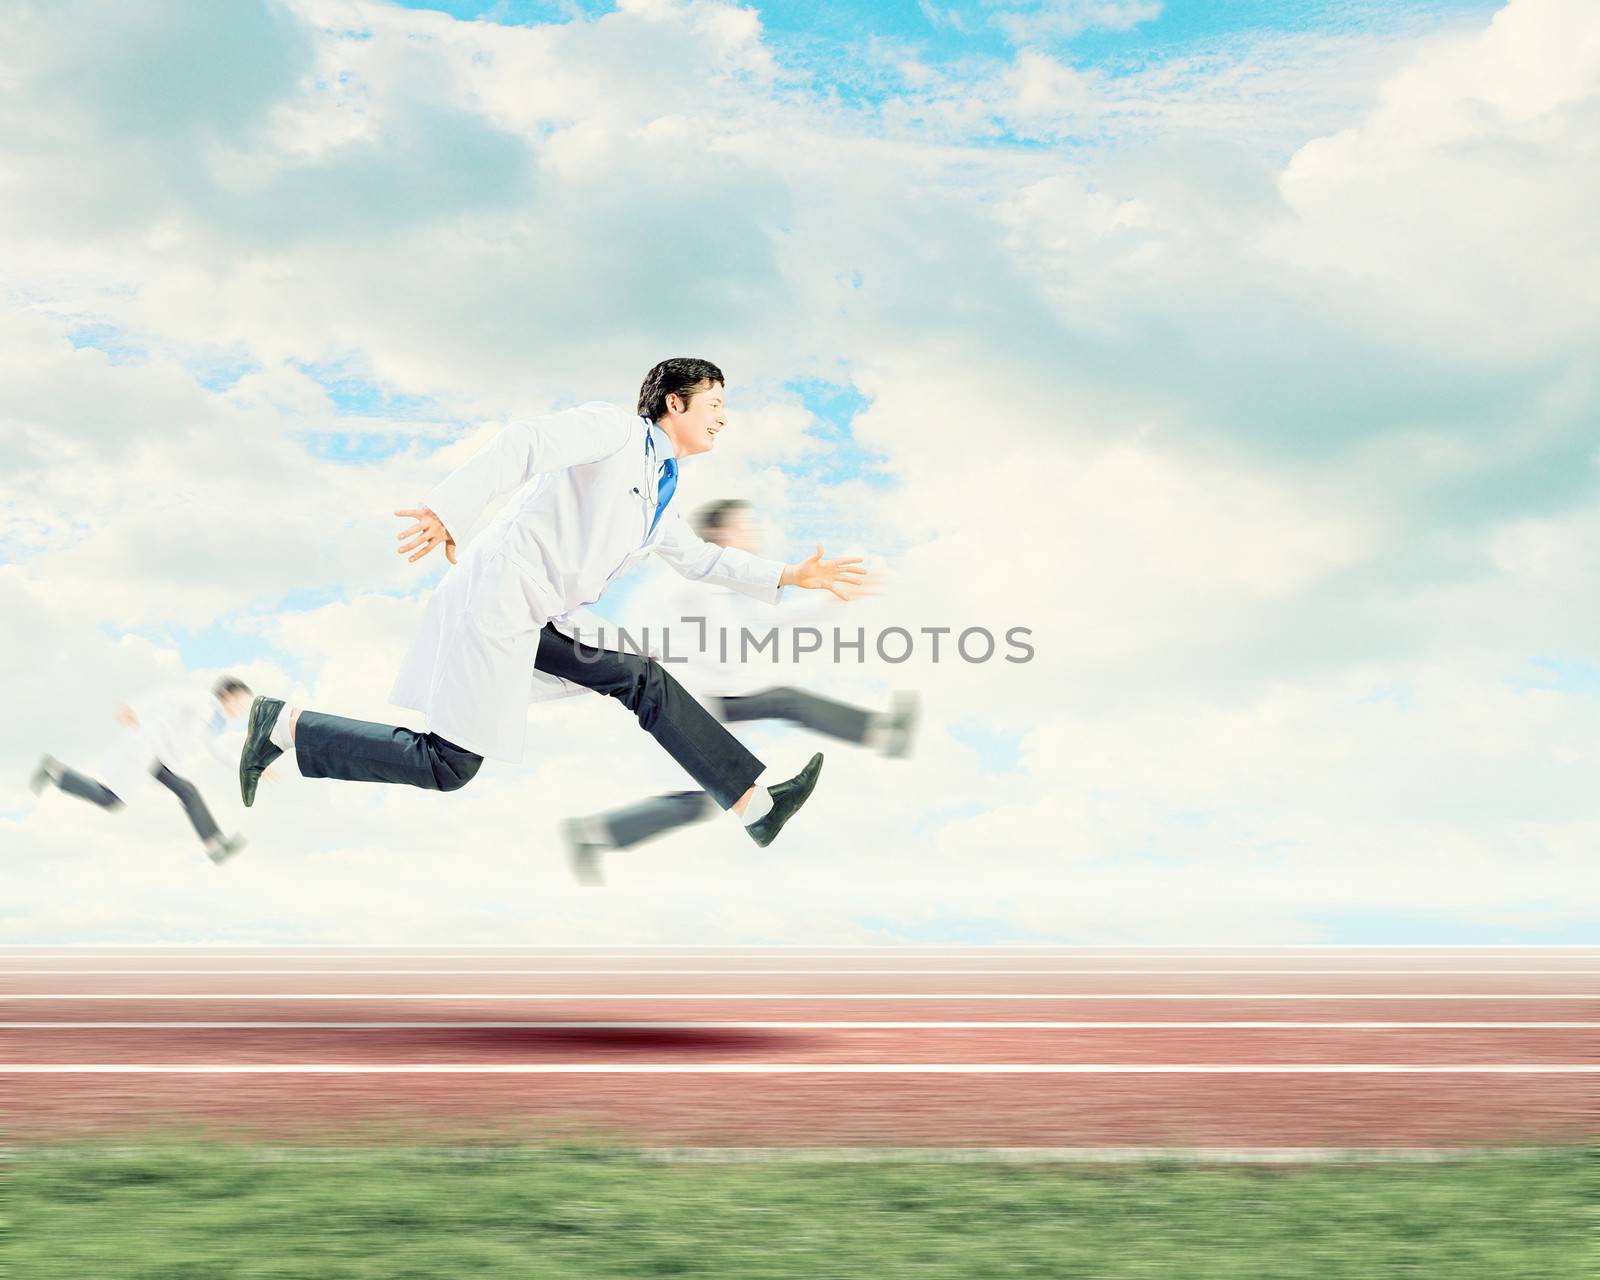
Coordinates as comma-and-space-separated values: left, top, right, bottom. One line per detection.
562, 498, 918, 885
239, 359, 867, 850
30, 677, 253, 864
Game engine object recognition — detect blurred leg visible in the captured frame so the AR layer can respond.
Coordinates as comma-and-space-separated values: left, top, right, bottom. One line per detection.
151, 763, 222, 844
49, 763, 125, 810
601, 791, 718, 850
719, 686, 875, 745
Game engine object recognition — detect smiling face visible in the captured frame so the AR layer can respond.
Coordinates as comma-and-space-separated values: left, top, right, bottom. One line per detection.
658, 378, 725, 457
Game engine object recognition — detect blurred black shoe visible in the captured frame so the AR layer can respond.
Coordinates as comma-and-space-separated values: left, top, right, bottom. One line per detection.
880, 691, 921, 760
563, 818, 607, 887
206, 834, 247, 866
29, 755, 59, 797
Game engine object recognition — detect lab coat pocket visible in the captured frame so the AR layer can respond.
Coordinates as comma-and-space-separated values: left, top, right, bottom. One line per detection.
468, 553, 553, 641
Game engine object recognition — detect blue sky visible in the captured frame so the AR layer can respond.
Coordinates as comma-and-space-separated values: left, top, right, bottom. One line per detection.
380, 0, 1510, 141
2, 0, 1596, 944
391, 1, 1505, 62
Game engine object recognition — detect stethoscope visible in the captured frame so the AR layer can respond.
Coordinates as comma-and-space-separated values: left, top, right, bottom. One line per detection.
632, 418, 667, 540
632, 417, 666, 508
627, 416, 652, 505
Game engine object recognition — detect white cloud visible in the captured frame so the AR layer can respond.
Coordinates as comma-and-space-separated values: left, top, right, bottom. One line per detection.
989, 1, 1163, 46
2, 0, 1597, 942
1277, 0, 1600, 355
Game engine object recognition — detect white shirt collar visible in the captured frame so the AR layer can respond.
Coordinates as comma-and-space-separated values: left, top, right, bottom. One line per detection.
641, 415, 676, 466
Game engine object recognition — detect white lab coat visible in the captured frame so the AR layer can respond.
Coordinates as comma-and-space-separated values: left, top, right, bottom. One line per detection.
388, 402, 786, 763
98, 685, 234, 803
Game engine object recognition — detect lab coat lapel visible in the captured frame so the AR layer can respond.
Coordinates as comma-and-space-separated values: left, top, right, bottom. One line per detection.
639, 418, 669, 544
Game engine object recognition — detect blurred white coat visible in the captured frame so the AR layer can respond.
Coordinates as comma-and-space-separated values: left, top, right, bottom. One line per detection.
98, 685, 234, 802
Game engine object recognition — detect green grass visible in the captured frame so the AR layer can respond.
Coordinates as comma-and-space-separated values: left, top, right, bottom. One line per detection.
6, 1144, 1594, 1278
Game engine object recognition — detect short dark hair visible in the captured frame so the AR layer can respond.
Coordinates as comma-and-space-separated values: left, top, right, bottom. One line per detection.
692, 498, 752, 541
213, 676, 251, 701
637, 357, 725, 422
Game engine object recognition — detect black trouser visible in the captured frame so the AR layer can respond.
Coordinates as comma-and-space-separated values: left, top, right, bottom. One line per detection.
296, 623, 765, 811
601, 790, 717, 849
294, 717, 483, 792
719, 686, 875, 745
52, 761, 222, 844
596, 686, 877, 851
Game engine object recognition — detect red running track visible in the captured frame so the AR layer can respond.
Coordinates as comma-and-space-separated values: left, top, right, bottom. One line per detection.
3, 947, 1595, 1147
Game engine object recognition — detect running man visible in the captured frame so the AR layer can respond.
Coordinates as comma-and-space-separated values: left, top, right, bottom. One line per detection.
239, 359, 867, 849
31, 676, 253, 864
562, 497, 918, 884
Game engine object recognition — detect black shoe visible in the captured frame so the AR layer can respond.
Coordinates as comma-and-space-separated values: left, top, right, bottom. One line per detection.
745, 753, 824, 848
563, 819, 607, 887
881, 692, 921, 760
29, 755, 58, 797
206, 834, 247, 866
239, 696, 285, 808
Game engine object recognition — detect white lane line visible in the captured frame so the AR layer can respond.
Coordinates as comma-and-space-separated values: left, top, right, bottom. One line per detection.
3, 1021, 1594, 1030
7, 968, 1595, 976
5, 951, 1593, 962
2, 992, 1593, 1000
4, 1063, 1596, 1074
4, 958, 1595, 969
3, 944, 1593, 950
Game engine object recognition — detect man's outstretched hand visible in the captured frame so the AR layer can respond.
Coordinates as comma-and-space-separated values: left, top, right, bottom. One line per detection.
395, 508, 457, 565
782, 544, 870, 601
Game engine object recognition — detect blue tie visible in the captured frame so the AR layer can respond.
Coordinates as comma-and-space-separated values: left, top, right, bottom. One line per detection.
649, 456, 677, 536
